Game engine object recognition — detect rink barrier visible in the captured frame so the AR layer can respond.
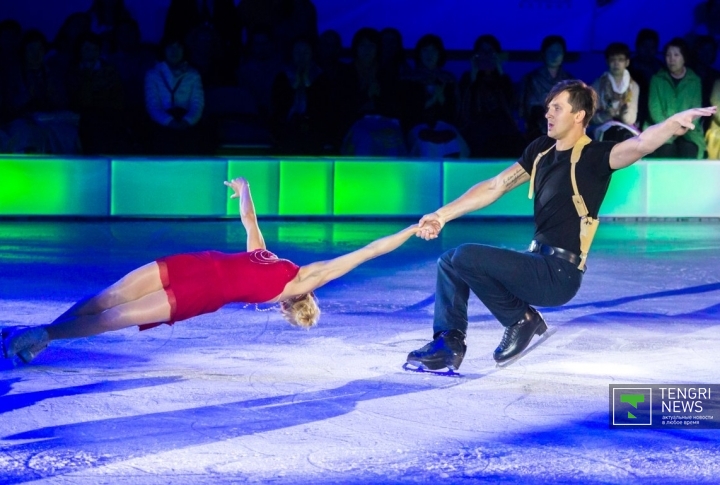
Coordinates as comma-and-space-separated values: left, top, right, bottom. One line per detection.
1, 155, 719, 218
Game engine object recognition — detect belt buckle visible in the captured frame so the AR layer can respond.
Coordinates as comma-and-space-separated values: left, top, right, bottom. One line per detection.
529, 241, 539, 253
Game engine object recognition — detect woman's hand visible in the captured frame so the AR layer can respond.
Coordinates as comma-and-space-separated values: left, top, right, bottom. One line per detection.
224, 177, 248, 199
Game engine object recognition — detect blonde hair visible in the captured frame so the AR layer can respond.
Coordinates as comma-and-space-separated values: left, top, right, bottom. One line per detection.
280, 293, 320, 328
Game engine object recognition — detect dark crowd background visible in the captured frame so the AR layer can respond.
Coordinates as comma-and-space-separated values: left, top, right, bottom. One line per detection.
0, 0, 718, 160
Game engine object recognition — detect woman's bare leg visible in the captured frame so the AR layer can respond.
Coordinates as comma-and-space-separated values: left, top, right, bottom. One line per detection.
46, 289, 172, 340
52, 262, 165, 323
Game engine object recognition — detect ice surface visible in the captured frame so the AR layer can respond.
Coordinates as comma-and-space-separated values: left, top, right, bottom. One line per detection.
1, 220, 720, 484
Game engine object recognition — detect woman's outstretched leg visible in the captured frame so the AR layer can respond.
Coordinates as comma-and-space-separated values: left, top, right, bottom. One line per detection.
46, 289, 171, 340
3, 289, 171, 363
51, 262, 164, 323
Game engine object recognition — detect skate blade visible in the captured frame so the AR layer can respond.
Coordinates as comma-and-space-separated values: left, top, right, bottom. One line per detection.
495, 326, 557, 369
403, 362, 461, 377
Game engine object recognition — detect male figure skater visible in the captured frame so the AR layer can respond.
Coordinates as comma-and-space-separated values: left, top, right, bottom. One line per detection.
406, 79, 714, 370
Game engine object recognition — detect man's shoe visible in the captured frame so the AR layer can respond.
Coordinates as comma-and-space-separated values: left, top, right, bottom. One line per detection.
493, 307, 547, 363
406, 329, 467, 370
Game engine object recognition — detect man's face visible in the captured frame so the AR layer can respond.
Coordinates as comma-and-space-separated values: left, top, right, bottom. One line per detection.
545, 91, 583, 139
607, 54, 629, 76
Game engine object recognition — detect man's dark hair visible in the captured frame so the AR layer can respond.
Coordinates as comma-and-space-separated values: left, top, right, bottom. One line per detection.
664, 37, 690, 62
604, 42, 631, 60
544, 80, 597, 127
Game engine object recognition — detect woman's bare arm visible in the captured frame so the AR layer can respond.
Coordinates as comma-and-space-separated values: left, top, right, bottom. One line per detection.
279, 224, 420, 298
225, 177, 266, 251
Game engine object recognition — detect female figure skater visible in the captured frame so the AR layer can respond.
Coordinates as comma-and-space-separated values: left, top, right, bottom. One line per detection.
2, 177, 419, 364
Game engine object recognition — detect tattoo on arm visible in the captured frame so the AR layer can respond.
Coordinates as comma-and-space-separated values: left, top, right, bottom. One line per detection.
501, 166, 528, 190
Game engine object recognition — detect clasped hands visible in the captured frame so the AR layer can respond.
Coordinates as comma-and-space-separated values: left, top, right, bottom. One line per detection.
416, 212, 445, 241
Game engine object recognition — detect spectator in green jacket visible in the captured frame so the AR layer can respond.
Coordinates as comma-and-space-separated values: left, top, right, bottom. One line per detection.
646, 37, 706, 158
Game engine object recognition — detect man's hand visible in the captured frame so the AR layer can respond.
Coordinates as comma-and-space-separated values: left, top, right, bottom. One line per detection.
669, 107, 716, 136
416, 212, 445, 240
224, 177, 248, 199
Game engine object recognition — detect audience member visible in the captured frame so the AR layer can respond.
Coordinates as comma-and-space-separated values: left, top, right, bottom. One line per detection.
164, 0, 239, 61
46, 13, 92, 83
237, 0, 317, 61
458, 34, 524, 158
1, 30, 80, 154
107, 19, 157, 150
0, 20, 22, 75
270, 36, 324, 154
519, 35, 573, 141
185, 23, 234, 87
690, 35, 720, 109
145, 37, 206, 154
379, 27, 411, 81
87, 0, 134, 55
629, 28, 664, 129
316, 29, 344, 79
647, 38, 705, 158
68, 32, 129, 154
401, 34, 458, 131
236, 27, 285, 122
591, 42, 640, 142
334, 28, 406, 156
705, 77, 720, 158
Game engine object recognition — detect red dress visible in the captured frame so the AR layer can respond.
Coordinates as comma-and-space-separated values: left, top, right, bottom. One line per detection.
140, 249, 300, 330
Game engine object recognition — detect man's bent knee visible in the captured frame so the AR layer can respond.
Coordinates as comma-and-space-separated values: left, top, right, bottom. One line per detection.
451, 244, 490, 273
437, 248, 456, 268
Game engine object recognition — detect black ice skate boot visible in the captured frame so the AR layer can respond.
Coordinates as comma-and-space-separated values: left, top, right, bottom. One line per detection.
493, 307, 547, 364
1, 326, 50, 364
406, 329, 467, 371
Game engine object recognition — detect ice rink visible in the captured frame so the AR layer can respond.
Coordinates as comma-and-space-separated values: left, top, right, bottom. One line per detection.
1, 219, 719, 484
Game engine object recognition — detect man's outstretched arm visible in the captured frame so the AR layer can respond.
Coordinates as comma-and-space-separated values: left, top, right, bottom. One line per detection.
417, 162, 530, 240
609, 107, 716, 170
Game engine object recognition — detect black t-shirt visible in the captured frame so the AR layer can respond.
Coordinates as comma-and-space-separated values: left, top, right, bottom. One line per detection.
518, 136, 617, 255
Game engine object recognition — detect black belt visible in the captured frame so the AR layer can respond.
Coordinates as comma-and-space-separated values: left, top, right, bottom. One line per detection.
528, 240, 585, 272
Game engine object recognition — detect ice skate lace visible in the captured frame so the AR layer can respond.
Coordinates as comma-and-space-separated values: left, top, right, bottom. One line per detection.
499, 324, 522, 349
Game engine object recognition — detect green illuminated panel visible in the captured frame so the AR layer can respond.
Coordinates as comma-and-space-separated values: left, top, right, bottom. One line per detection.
111, 158, 227, 216
334, 160, 442, 215
0, 156, 109, 215
3, 156, 720, 218
227, 158, 279, 216
600, 163, 647, 217
278, 222, 333, 245
444, 162, 533, 216
647, 161, 720, 217
279, 158, 333, 215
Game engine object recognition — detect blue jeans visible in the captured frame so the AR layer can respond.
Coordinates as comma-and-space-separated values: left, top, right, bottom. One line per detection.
433, 244, 583, 334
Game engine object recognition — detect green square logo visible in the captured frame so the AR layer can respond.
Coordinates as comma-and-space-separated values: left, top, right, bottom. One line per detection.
612, 387, 652, 426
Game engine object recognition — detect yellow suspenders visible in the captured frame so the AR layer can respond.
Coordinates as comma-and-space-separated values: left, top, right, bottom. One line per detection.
527, 135, 596, 271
